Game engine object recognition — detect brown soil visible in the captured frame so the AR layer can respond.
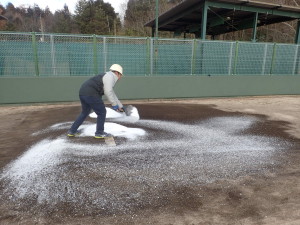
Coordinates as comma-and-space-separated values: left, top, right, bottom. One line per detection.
0, 96, 300, 225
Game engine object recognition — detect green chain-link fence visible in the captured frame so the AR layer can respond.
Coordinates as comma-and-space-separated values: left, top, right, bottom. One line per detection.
0, 32, 299, 77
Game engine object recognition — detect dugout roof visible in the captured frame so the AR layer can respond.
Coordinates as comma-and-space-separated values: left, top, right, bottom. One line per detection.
145, 0, 300, 43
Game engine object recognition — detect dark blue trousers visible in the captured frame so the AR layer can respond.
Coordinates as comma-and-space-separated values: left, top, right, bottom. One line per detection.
69, 95, 106, 135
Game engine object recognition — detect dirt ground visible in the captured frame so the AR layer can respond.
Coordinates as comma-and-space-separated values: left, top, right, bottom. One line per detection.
0, 95, 300, 225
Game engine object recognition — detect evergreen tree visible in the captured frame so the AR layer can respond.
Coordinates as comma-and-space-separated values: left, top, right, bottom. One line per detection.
38, 7, 54, 34
74, 0, 120, 35
53, 5, 74, 33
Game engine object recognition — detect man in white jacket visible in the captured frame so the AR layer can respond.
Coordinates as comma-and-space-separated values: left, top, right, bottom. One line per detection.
68, 64, 124, 138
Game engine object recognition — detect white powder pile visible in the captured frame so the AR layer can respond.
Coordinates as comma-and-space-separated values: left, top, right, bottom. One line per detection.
90, 106, 140, 123
78, 123, 145, 140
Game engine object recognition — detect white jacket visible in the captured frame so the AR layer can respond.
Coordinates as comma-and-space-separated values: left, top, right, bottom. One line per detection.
102, 71, 123, 108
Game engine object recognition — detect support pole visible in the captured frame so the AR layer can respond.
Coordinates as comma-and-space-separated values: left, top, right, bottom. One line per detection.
201, 1, 208, 40
32, 32, 39, 77
233, 41, 239, 75
147, 37, 151, 75
191, 39, 197, 75
154, 0, 159, 75
93, 34, 98, 75
150, 38, 154, 75
50, 35, 57, 76
155, 0, 159, 39
270, 43, 277, 75
295, 19, 300, 45
251, 12, 258, 42
103, 37, 107, 72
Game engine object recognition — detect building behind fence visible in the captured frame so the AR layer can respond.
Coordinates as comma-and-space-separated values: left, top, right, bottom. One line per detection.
0, 32, 299, 77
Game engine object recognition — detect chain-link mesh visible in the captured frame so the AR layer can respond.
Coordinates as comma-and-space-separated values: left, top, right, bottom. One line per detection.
235, 42, 270, 75
0, 33, 35, 76
195, 40, 235, 75
0, 32, 299, 77
154, 39, 193, 75
273, 44, 299, 75
105, 37, 148, 76
48, 34, 95, 76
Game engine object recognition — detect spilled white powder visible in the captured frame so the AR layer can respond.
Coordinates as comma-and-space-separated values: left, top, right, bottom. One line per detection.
1, 138, 67, 200
0, 115, 292, 215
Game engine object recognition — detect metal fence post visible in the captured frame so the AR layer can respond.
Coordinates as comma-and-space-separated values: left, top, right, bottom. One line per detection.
270, 43, 277, 75
93, 34, 98, 75
32, 32, 39, 76
147, 37, 151, 75
261, 43, 268, 75
191, 39, 197, 75
154, 38, 159, 75
150, 38, 154, 75
103, 37, 107, 72
198, 40, 204, 74
292, 44, 299, 75
233, 41, 239, 75
228, 42, 234, 75
50, 34, 57, 76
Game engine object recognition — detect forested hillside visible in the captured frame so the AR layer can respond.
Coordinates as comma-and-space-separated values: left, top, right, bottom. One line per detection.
0, 0, 299, 43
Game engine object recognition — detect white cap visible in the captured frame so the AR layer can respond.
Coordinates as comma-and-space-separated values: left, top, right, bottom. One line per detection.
110, 64, 123, 75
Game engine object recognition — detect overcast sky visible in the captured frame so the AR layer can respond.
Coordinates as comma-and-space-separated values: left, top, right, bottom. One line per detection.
1, 0, 129, 15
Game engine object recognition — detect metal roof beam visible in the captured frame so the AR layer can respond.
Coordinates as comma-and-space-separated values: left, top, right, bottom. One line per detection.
207, 1, 300, 18
156, 5, 203, 29
208, 17, 226, 27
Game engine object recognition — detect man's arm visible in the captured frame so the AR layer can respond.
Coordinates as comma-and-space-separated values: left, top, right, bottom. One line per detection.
103, 73, 123, 108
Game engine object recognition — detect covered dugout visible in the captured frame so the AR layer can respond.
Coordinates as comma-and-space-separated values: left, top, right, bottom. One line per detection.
145, 0, 300, 43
